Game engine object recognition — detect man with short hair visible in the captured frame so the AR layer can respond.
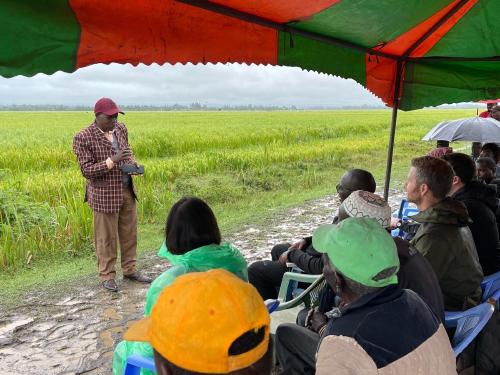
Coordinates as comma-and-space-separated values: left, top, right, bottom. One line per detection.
480, 142, 500, 178
276, 218, 455, 375
248, 169, 376, 300
406, 156, 483, 310
73, 98, 151, 292
124, 269, 272, 375
443, 153, 500, 276
477, 157, 497, 184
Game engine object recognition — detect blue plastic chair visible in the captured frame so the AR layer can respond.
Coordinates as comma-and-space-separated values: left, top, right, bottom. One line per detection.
124, 354, 156, 375
481, 270, 500, 302
397, 199, 419, 219
391, 199, 419, 239
283, 263, 307, 301
444, 303, 494, 357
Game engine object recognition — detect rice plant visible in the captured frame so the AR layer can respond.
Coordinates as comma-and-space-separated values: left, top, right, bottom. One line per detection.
0, 109, 475, 269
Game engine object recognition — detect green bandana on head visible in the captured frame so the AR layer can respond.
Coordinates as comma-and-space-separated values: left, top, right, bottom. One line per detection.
312, 217, 399, 287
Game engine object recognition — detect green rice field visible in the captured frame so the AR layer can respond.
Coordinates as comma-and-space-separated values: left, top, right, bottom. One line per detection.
0, 109, 476, 271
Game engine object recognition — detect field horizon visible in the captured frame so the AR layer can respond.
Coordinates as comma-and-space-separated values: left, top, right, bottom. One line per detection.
0, 109, 476, 297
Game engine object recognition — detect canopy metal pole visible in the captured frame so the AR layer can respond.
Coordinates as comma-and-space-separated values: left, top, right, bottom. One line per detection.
383, 60, 404, 201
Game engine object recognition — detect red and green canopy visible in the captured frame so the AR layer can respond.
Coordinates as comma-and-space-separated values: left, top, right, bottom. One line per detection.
2, 0, 499, 110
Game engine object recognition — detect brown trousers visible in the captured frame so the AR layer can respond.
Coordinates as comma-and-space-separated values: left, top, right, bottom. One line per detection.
93, 188, 137, 281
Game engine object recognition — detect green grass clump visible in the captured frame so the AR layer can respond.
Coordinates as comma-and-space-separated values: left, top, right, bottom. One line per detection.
0, 109, 476, 270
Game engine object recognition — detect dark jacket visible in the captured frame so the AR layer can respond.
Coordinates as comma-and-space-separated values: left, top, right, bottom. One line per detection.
287, 244, 323, 274
453, 181, 500, 276
410, 197, 483, 310
287, 215, 339, 274
394, 237, 444, 322
322, 286, 448, 369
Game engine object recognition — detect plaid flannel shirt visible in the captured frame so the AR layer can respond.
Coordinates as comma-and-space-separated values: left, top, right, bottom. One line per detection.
73, 122, 137, 213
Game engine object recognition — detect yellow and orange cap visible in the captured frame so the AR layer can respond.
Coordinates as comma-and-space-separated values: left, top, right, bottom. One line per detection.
124, 269, 270, 374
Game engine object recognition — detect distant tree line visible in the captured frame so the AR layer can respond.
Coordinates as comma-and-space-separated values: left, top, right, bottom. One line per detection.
0, 102, 481, 111
0, 103, 389, 111
0, 103, 300, 111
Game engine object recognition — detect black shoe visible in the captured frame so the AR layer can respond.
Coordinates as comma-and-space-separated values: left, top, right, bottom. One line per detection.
102, 279, 119, 292
124, 272, 153, 283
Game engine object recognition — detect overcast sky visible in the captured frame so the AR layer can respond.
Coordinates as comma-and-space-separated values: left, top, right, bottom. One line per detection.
0, 63, 384, 107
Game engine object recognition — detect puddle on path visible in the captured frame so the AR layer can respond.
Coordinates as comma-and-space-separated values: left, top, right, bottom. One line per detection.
0, 190, 405, 374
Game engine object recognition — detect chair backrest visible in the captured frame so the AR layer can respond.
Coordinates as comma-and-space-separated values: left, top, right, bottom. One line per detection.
481, 270, 500, 301
276, 275, 326, 311
124, 354, 157, 375
392, 199, 419, 240
445, 303, 495, 357
397, 199, 419, 219
284, 264, 305, 301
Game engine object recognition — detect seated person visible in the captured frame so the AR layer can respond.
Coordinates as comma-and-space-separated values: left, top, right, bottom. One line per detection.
248, 169, 376, 300
294, 190, 443, 330
476, 156, 500, 198
476, 156, 497, 185
338, 190, 444, 321
480, 143, 500, 177
406, 156, 483, 310
276, 218, 455, 375
444, 153, 500, 276
124, 269, 272, 375
113, 197, 248, 374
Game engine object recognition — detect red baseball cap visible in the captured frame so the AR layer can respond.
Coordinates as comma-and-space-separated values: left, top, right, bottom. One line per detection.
94, 98, 124, 116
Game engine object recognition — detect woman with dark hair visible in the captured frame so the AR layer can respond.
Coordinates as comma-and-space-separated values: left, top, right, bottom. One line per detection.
113, 197, 248, 375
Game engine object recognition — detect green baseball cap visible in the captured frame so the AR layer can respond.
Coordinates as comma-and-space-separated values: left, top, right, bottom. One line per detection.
312, 217, 399, 287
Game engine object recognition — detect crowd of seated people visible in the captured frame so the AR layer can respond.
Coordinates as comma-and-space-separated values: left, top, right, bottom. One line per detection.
112, 144, 500, 374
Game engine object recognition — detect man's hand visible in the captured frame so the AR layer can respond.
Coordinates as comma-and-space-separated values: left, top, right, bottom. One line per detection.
288, 239, 308, 251
306, 307, 328, 333
390, 217, 400, 230
110, 149, 132, 163
278, 250, 291, 266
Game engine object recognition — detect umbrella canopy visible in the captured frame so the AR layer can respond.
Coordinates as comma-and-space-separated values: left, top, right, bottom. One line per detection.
422, 116, 500, 143
1, 0, 500, 111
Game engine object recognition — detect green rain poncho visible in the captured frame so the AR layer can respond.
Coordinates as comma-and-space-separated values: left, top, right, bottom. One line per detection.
112, 242, 248, 375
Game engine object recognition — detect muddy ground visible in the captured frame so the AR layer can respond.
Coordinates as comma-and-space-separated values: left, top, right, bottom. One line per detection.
0, 190, 404, 374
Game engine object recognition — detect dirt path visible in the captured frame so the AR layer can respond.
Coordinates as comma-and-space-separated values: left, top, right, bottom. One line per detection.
0, 190, 405, 374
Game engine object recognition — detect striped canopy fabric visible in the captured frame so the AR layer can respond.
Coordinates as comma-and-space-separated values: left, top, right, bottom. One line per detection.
1, 0, 499, 110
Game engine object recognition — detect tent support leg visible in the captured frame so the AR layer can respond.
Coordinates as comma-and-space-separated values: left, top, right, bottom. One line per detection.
383, 61, 403, 201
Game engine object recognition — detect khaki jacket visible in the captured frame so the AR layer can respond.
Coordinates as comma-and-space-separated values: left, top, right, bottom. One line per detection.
316, 325, 456, 374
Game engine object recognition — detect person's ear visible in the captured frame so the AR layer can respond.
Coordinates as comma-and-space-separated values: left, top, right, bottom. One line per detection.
419, 183, 429, 196
334, 271, 345, 294
452, 176, 460, 186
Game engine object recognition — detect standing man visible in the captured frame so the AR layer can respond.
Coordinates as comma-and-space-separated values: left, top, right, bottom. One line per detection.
73, 98, 151, 292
